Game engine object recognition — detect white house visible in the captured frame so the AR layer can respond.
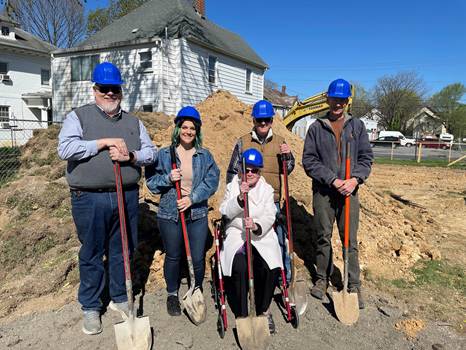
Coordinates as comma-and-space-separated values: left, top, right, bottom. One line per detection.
0, 14, 54, 146
52, 0, 268, 121
407, 106, 446, 138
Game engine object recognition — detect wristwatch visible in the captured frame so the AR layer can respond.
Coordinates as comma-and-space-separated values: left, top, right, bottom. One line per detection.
356, 177, 364, 185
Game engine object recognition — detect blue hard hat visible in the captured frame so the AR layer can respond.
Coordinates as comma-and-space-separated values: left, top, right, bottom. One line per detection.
327, 79, 352, 98
174, 106, 202, 125
242, 148, 263, 168
251, 100, 275, 119
92, 62, 124, 85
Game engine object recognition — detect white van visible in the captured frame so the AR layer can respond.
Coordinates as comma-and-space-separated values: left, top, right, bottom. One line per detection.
378, 131, 416, 147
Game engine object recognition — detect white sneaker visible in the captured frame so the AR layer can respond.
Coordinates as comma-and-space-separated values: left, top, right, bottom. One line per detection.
82, 310, 102, 335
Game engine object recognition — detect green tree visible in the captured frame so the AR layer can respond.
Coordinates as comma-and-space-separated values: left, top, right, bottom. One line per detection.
351, 82, 373, 117
373, 71, 425, 132
87, 0, 147, 36
428, 83, 466, 136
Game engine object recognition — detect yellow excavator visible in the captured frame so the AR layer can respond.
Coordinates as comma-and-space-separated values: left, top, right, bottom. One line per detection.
283, 86, 354, 129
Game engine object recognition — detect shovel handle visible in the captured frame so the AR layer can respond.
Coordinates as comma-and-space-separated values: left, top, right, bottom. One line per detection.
113, 162, 134, 314
344, 142, 351, 249
241, 157, 256, 311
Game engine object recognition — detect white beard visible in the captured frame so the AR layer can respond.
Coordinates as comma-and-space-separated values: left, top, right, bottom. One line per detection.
99, 100, 120, 115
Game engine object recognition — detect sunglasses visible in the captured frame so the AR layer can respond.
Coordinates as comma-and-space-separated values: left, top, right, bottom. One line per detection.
95, 85, 122, 94
245, 167, 260, 174
255, 118, 273, 124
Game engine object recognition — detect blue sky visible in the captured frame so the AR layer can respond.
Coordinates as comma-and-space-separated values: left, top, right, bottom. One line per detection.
87, 0, 466, 100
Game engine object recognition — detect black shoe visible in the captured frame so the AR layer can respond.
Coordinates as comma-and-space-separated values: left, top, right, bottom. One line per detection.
167, 295, 181, 316
266, 313, 275, 334
348, 286, 365, 309
311, 279, 328, 300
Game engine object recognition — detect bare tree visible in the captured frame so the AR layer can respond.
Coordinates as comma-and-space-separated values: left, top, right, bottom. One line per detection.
351, 82, 373, 117
5, 0, 86, 48
373, 71, 426, 132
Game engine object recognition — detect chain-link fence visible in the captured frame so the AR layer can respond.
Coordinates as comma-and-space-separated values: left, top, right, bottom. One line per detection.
0, 119, 58, 185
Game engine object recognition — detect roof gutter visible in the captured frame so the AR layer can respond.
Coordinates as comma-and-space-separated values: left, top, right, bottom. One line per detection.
53, 36, 162, 56
186, 36, 268, 70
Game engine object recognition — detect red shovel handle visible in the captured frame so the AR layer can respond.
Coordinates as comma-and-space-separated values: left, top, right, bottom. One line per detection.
170, 146, 192, 259
344, 142, 351, 249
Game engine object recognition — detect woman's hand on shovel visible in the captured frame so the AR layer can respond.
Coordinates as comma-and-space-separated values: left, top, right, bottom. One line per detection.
177, 197, 192, 212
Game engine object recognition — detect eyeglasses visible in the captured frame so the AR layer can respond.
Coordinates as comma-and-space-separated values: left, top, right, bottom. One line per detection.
94, 85, 122, 94
245, 168, 260, 174
254, 118, 273, 124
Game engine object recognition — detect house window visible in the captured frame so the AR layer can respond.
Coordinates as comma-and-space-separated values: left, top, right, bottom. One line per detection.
208, 56, 217, 84
1, 26, 9, 36
139, 51, 152, 71
0, 106, 9, 123
0, 62, 7, 74
71, 55, 100, 81
41, 69, 50, 85
142, 105, 153, 112
245, 68, 252, 93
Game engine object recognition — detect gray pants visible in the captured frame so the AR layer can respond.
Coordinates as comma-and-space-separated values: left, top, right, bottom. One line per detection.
312, 188, 361, 288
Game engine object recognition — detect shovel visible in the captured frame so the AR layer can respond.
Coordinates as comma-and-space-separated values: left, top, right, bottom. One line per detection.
170, 146, 206, 325
236, 157, 270, 350
281, 152, 308, 319
113, 162, 152, 350
332, 142, 360, 326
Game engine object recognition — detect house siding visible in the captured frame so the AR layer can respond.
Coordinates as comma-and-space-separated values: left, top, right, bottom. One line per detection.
180, 39, 264, 107
52, 42, 162, 121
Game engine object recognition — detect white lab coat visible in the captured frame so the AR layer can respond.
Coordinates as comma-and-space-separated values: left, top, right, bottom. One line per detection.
219, 175, 283, 276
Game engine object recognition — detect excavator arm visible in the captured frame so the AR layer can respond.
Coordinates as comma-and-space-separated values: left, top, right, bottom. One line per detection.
283, 86, 354, 129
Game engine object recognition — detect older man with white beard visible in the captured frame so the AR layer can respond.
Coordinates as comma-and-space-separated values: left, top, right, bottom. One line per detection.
57, 62, 157, 335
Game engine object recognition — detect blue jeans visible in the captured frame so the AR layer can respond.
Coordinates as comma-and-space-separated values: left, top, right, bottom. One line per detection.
158, 215, 208, 294
275, 202, 291, 283
71, 189, 139, 311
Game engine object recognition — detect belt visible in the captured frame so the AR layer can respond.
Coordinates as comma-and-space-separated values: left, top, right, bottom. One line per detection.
70, 184, 139, 193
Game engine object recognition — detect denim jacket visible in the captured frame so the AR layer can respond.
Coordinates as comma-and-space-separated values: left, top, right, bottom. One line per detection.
146, 146, 220, 222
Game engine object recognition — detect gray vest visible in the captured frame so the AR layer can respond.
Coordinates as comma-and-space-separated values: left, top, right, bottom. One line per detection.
66, 104, 142, 189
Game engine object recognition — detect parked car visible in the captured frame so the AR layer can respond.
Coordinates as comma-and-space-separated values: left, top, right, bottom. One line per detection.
370, 136, 401, 148
378, 131, 415, 147
417, 137, 451, 150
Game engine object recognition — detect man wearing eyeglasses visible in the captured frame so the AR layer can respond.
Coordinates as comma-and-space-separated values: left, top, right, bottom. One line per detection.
57, 62, 157, 335
226, 99, 294, 333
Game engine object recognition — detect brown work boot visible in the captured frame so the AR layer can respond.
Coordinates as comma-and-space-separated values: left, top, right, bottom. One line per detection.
348, 286, 365, 309
311, 279, 328, 300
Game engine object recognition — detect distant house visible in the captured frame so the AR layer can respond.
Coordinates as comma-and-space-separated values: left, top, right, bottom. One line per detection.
0, 14, 55, 145
407, 106, 446, 138
360, 108, 383, 140
264, 85, 297, 118
51, 0, 268, 121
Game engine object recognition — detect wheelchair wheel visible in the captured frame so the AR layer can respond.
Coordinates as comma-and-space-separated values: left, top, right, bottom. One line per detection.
291, 305, 299, 329
217, 314, 226, 338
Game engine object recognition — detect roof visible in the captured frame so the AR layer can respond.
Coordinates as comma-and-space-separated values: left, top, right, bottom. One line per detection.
0, 13, 19, 26
0, 27, 55, 54
264, 86, 297, 108
55, 0, 267, 69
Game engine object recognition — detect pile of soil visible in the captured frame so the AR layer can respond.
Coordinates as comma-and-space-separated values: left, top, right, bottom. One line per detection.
0, 91, 440, 321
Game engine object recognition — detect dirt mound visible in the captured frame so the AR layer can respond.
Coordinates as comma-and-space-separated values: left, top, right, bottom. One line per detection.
0, 91, 441, 321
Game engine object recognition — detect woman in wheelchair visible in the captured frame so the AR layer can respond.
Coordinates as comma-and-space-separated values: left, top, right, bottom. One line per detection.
219, 148, 282, 332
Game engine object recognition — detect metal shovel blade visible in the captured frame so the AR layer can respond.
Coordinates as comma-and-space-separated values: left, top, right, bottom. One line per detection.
114, 315, 152, 350
182, 286, 207, 325
236, 315, 270, 350
332, 289, 359, 325
289, 280, 308, 316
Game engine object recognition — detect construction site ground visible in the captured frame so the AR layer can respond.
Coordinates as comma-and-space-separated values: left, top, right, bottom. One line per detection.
0, 91, 464, 349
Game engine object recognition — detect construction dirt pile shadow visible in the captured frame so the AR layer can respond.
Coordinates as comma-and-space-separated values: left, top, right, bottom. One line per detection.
0, 90, 443, 321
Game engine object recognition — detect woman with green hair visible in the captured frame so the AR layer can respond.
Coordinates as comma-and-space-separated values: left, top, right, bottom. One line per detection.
146, 106, 220, 316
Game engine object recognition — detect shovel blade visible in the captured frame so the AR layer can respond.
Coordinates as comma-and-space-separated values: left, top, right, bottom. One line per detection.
182, 286, 206, 325
289, 280, 308, 316
332, 290, 359, 325
236, 315, 270, 350
114, 316, 152, 350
